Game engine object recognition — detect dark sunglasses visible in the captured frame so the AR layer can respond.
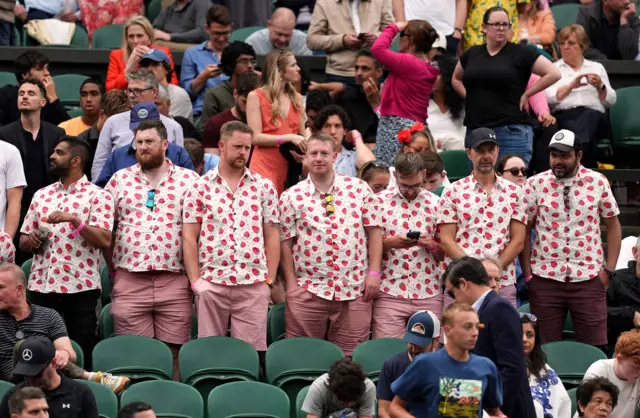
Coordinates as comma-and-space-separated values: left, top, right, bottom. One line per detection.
146, 189, 156, 211
445, 285, 456, 300
322, 193, 334, 217
520, 312, 537, 322
505, 167, 527, 176
563, 186, 571, 210
399, 31, 408, 37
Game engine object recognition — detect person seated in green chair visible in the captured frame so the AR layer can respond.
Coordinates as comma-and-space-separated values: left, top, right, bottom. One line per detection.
119, 401, 156, 418
421, 151, 448, 193
6, 386, 49, 418
576, 377, 619, 418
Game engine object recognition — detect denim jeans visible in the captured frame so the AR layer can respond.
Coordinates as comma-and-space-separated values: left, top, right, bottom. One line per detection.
493, 124, 534, 166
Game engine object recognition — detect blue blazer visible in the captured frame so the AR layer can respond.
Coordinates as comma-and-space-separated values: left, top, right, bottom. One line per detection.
474, 290, 536, 418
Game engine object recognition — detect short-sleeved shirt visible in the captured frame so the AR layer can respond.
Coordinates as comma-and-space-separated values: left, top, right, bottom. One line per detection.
20, 176, 114, 294
105, 162, 200, 273
335, 147, 358, 178
0, 304, 67, 381
279, 174, 382, 301
391, 348, 503, 418
438, 174, 527, 287
380, 188, 441, 299
377, 351, 411, 402
302, 373, 377, 417
524, 166, 620, 282
0, 141, 26, 231
0, 231, 15, 264
183, 168, 279, 285
461, 43, 539, 129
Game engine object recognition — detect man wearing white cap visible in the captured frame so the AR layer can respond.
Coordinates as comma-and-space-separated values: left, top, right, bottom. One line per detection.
522, 129, 622, 347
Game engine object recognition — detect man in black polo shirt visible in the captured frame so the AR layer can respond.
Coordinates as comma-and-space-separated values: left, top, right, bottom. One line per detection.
0, 336, 98, 418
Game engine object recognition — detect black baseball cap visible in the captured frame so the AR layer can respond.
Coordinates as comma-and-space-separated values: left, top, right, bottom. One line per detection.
465, 127, 499, 150
13, 336, 55, 377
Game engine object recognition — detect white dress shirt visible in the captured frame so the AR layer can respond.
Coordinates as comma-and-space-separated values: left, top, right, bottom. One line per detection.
545, 58, 616, 114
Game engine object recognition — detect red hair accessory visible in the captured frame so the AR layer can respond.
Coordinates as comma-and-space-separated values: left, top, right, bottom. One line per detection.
397, 122, 426, 144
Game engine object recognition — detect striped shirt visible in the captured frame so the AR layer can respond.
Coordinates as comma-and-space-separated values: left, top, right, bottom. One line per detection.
0, 304, 67, 381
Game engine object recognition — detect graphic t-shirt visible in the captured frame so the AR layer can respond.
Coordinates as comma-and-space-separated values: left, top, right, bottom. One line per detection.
391, 348, 503, 417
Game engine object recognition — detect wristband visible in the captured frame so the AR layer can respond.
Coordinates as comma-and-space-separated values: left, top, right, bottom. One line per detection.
70, 220, 85, 238
368, 270, 381, 278
524, 274, 533, 283
277, 135, 283, 145
427, 242, 440, 253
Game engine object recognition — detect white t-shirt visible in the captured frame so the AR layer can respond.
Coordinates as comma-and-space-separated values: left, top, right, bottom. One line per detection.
404, 0, 455, 35
579, 359, 639, 418
427, 99, 466, 151
0, 141, 27, 231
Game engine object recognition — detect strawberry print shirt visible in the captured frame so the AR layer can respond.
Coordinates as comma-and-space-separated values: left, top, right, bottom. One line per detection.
524, 166, 619, 282
20, 176, 114, 294
380, 188, 442, 299
105, 162, 199, 273
183, 168, 279, 285
279, 174, 383, 301
438, 174, 527, 287
0, 231, 15, 264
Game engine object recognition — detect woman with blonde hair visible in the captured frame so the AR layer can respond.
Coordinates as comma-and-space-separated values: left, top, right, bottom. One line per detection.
246, 49, 307, 195
106, 16, 178, 91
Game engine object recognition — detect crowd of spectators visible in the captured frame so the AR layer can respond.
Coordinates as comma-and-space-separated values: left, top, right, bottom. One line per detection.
0, 0, 638, 417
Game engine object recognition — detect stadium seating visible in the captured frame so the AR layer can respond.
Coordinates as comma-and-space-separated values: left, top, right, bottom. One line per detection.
551, 4, 581, 31
208, 381, 290, 418
20, 258, 31, 281
267, 303, 286, 346
567, 387, 577, 416
229, 26, 264, 43
99, 303, 114, 340
146, 0, 162, 23
296, 385, 309, 418
440, 150, 470, 182
179, 337, 260, 402
542, 341, 607, 388
100, 265, 111, 306
352, 338, 406, 384
610, 86, 640, 166
0, 381, 14, 400
0, 71, 18, 87
120, 380, 204, 418
92, 24, 124, 49
77, 380, 119, 418
52, 74, 90, 108
70, 339, 84, 369
93, 335, 173, 382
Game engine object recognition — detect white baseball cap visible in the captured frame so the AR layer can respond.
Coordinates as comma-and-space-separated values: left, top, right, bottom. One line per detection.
547, 129, 582, 153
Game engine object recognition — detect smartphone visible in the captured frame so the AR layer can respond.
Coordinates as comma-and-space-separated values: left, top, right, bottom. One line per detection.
406, 231, 421, 240
357, 33, 366, 40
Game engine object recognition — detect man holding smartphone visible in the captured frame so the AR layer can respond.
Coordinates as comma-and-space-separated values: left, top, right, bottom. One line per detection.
373, 152, 444, 339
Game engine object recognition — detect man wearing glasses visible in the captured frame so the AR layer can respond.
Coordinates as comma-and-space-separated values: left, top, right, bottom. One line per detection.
372, 152, 444, 339
438, 127, 527, 308
91, 69, 184, 182
279, 132, 383, 356
522, 129, 621, 348
105, 120, 199, 380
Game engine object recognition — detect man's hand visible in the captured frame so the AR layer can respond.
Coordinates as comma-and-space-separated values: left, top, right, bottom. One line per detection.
362, 77, 381, 109
385, 235, 418, 249
417, 235, 435, 250
634, 312, 640, 328
200, 64, 222, 80
343, 33, 364, 50
54, 349, 70, 369
190, 279, 208, 295
14, 4, 27, 21
538, 113, 556, 127
59, 12, 77, 22
363, 273, 380, 301
153, 29, 171, 42
362, 33, 377, 45
25, 231, 43, 252
599, 269, 610, 288
41, 76, 58, 103
621, 3, 637, 24
44, 211, 77, 225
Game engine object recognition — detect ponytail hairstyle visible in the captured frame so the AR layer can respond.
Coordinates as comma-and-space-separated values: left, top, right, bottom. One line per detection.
404, 20, 439, 54
260, 49, 302, 125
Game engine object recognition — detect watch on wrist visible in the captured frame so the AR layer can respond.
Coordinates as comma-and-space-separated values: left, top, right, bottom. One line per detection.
454, 27, 464, 34
266, 278, 275, 288
603, 266, 615, 278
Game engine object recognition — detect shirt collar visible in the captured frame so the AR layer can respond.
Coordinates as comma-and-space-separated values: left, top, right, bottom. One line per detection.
472, 289, 493, 311
306, 171, 342, 195
132, 159, 175, 184
550, 165, 586, 188
469, 172, 505, 192
55, 175, 89, 193
197, 41, 213, 51
209, 166, 256, 183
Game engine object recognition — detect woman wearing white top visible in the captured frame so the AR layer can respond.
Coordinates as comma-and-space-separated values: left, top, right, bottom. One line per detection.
521, 312, 571, 418
427, 55, 465, 151
544, 24, 616, 168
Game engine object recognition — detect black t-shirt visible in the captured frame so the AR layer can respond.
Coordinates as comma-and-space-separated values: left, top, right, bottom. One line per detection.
461, 42, 540, 129
22, 128, 47, 206
0, 375, 98, 418
337, 87, 379, 144
376, 351, 411, 402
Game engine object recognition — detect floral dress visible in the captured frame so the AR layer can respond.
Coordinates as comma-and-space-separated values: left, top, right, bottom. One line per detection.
529, 365, 572, 418
463, 0, 529, 50
78, 0, 143, 42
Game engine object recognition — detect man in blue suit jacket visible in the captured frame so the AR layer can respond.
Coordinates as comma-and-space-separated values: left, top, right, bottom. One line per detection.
444, 256, 536, 418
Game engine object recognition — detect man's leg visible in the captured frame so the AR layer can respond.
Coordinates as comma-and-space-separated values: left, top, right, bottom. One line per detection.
110, 270, 155, 339
567, 278, 607, 347
285, 284, 330, 340
229, 282, 271, 351
372, 294, 414, 339
195, 280, 232, 338
528, 275, 567, 344
61, 289, 100, 372
330, 297, 372, 356
0, 21, 14, 46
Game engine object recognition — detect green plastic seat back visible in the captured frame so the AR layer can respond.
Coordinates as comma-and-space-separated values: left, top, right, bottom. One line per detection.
70, 339, 84, 369
517, 303, 530, 313
100, 265, 111, 306
267, 303, 286, 346
567, 387, 577, 417
0, 71, 18, 87
440, 150, 470, 182
121, 380, 204, 418
229, 26, 265, 42
542, 341, 606, 385
551, 4, 581, 31
92, 24, 125, 49
207, 381, 289, 418
352, 338, 406, 382
610, 87, 640, 148
296, 385, 310, 418
52, 74, 90, 107
0, 381, 14, 400
76, 380, 118, 418
93, 335, 173, 381
99, 303, 114, 340
266, 337, 344, 384
146, 0, 162, 23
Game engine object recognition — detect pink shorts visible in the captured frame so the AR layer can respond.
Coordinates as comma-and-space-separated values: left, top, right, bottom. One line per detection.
285, 284, 372, 356
195, 280, 270, 351
111, 269, 192, 345
372, 292, 444, 339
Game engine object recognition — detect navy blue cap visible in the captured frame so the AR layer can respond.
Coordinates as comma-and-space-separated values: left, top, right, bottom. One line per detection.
465, 127, 499, 149
130, 102, 160, 130
140, 48, 170, 65
403, 310, 440, 348
13, 336, 55, 377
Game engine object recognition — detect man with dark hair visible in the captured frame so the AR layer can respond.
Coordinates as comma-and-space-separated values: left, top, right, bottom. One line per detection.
201, 41, 256, 124
302, 358, 376, 417
421, 151, 447, 193
444, 256, 536, 418
305, 90, 332, 133
576, 377, 619, 417
95, 103, 193, 188
19, 135, 114, 369
58, 78, 104, 136
118, 402, 156, 418
203, 71, 260, 154
183, 138, 219, 176
184, 121, 280, 352
0, 51, 69, 127
152, 0, 212, 48
8, 387, 48, 418
180, 4, 233, 116
246, 8, 312, 56
337, 48, 383, 145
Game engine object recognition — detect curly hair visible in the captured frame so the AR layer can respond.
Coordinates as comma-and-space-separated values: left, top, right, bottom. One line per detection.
327, 358, 367, 403
614, 329, 640, 361
220, 42, 256, 77
313, 104, 351, 132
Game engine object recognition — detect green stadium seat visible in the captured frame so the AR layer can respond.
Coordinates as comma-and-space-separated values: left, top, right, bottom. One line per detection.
229, 26, 264, 43
66, 107, 84, 118
432, 186, 444, 197
179, 337, 260, 402
352, 338, 406, 384
551, 4, 581, 31
610, 86, 640, 166
146, 0, 162, 24
77, 380, 118, 418
207, 381, 290, 418
99, 303, 114, 340
542, 341, 606, 389
440, 150, 470, 182
0, 381, 14, 400
121, 380, 204, 418
52, 74, 90, 108
567, 387, 577, 417
100, 266, 111, 306
191, 310, 198, 339
296, 385, 310, 418
266, 338, 344, 417
92, 24, 124, 49
267, 303, 285, 346
93, 335, 173, 382
517, 303, 530, 313
20, 258, 32, 281
0, 72, 18, 87
70, 339, 84, 369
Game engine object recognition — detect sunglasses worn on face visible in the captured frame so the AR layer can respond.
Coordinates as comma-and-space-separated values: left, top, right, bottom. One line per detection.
445, 285, 456, 300
505, 167, 527, 176
520, 312, 537, 322
146, 189, 156, 211
563, 186, 571, 210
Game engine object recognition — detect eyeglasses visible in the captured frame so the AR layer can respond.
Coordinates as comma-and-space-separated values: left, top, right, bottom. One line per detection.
505, 167, 527, 176
563, 186, 571, 210
322, 193, 334, 217
126, 87, 153, 96
211, 30, 231, 37
486, 22, 512, 29
399, 31, 408, 37
237, 58, 257, 66
397, 183, 423, 193
146, 189, 156, 211
519, 312, 537, 322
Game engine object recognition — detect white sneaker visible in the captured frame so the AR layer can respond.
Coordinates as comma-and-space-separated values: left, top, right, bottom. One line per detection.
92, 372, 130, 394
